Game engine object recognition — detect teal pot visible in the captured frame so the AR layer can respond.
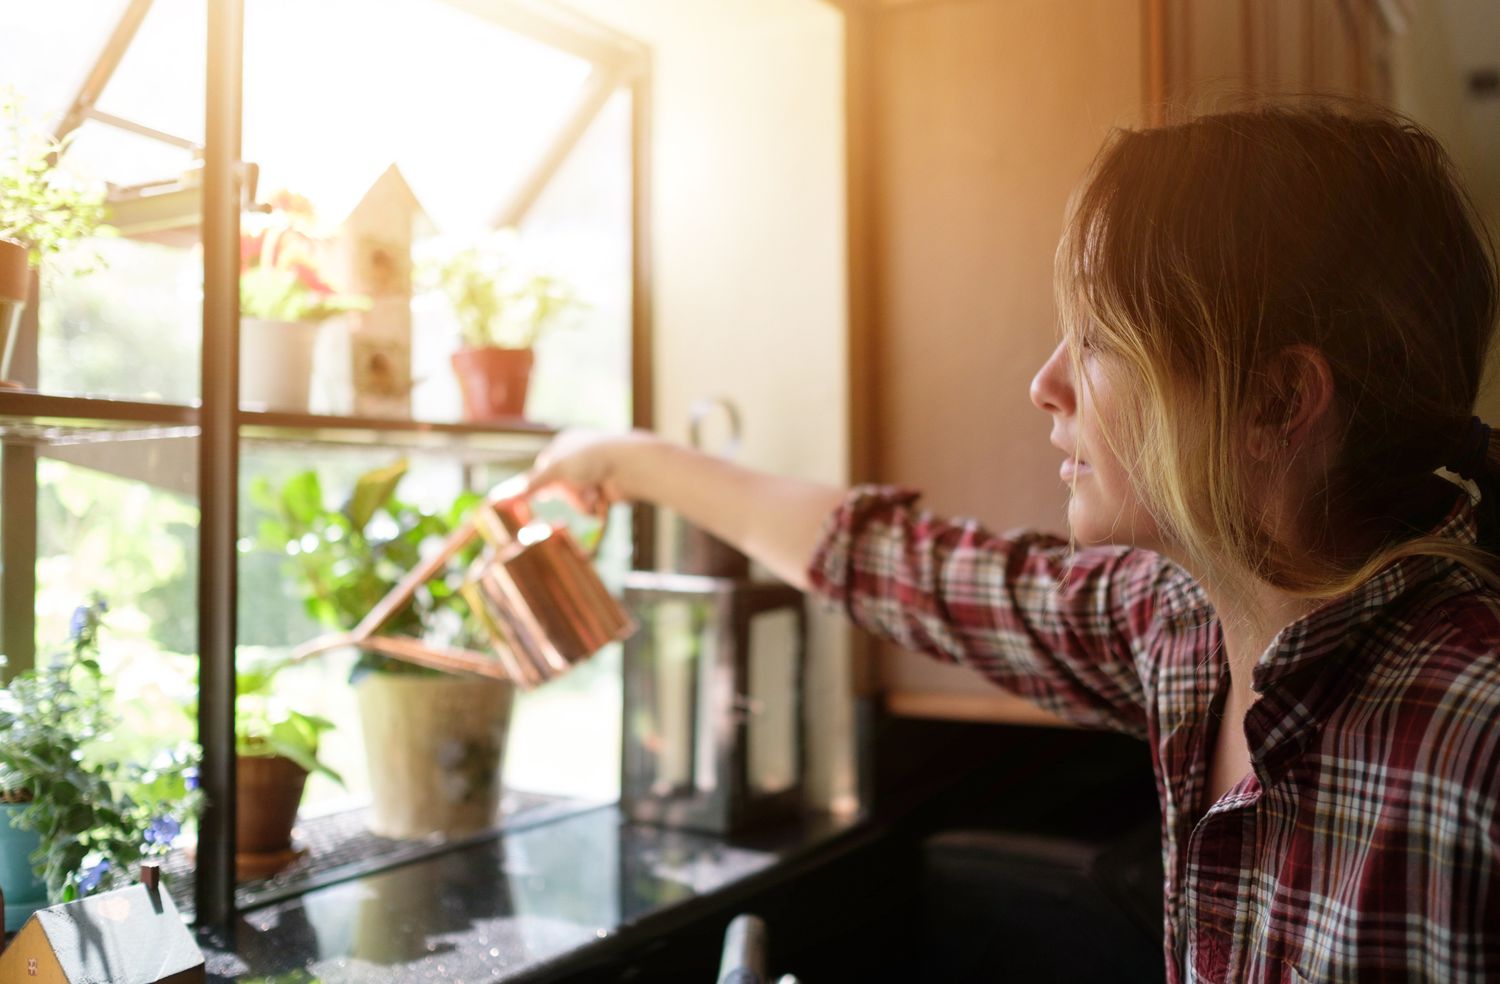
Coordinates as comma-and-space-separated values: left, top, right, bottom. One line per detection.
1, 801, 48, 931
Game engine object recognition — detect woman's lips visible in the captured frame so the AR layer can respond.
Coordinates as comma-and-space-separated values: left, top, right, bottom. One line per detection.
1060, 457, 1091, 482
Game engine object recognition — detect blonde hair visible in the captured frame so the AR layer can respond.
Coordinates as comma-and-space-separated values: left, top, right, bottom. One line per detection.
1056, 104, 1500, 602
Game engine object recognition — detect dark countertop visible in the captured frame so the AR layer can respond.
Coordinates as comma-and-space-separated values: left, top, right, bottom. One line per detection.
202, 805, 862, 983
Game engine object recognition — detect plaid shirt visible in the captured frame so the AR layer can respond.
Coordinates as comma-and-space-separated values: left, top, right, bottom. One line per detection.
808, 484, 1500, 983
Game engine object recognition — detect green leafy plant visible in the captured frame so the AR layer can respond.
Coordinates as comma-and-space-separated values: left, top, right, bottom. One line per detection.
184, 656, 344, 783
0, 88, 108, 265
250, 459, 485, 681
234, 657, 343, 782
0, 598, 201, 902
423, 230, 584, 350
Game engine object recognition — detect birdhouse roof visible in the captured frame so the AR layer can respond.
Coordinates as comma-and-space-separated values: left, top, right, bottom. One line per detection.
338, 163, 437, 239
28, 883, 203, 983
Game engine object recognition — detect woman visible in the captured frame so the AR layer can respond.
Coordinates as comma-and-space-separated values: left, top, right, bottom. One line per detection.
518, 106, 1500, 981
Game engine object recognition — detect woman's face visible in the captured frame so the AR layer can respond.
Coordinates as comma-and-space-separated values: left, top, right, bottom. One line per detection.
1029, 339, 1165, 551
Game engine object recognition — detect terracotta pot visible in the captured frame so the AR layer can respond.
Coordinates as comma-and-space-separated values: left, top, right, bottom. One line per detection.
236, 754, 309, 879
450, 346, 533, 422
355, 673, 515, 839
0, 237, 30, 385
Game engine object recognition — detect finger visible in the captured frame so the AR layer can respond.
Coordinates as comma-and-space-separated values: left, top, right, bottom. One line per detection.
536, 481, 597, 516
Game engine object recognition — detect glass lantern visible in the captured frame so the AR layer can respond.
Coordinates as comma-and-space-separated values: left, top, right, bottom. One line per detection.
621, 571, 807, 835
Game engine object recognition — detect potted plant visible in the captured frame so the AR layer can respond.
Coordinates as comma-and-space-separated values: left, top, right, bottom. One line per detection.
183, 655, 344, 879
0, 90, 108, 383
425, 230, 583, 422
0, 598, 200, 928
240, 190, 367, 413
252, 460, 516, 839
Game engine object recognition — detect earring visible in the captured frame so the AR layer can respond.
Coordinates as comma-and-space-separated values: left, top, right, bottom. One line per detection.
1279, 436, 1290, 449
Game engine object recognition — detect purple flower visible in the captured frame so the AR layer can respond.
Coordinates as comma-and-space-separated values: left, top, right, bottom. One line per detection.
144, 815, 181, 847
68, 605, 90, 641
183, 766, 200, 791
76, 859, 110, 894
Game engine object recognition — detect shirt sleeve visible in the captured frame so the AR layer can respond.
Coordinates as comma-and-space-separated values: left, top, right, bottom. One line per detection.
807, 484, 1174, 738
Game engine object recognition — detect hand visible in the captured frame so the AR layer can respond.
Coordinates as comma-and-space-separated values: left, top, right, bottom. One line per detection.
496, 429, 660, 517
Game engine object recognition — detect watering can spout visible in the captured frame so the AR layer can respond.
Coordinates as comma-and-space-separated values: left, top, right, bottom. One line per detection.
291, 488, 634, 687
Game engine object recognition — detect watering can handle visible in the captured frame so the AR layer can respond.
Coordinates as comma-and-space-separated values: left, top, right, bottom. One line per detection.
491, 491, 610, 559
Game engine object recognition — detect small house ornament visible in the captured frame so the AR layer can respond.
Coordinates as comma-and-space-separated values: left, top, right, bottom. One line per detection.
334, 164, 431, 419
0, 864, 205, 983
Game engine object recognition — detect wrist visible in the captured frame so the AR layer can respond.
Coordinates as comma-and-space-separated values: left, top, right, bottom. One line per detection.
608, 430, 672, 503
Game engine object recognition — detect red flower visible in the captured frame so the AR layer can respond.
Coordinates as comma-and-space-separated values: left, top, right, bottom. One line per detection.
240, 229, 265, 268
287, 259, 334, 296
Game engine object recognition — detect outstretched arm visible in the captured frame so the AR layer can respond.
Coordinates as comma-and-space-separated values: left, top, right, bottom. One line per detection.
512, 429, 846, 590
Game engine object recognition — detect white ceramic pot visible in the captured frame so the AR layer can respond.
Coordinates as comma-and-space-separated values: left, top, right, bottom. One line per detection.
355, 673, 516, 840
241, 317, 319, 412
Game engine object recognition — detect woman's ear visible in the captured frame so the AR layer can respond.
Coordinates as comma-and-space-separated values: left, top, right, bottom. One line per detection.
1248, 345, 1335, 460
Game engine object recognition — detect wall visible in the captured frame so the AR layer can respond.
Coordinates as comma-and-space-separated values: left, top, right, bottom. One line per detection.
859, 0, 1145, 717
561, 0, 855, 810
1391, 0, 1500, 421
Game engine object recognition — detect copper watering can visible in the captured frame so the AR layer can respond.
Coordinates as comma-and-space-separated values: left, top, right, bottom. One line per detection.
293, 489, 635, 687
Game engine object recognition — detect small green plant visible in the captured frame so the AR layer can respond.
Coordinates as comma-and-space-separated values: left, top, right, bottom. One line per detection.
0, 88, 108, 265
423, 230, 584, 350
0, 598, 201, 902
184, 655, 344, 783
250, 459, 485, 681
234, 657, 343, 782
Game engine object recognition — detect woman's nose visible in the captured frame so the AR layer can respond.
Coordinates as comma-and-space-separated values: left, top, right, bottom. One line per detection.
1029, 341, 1076, 415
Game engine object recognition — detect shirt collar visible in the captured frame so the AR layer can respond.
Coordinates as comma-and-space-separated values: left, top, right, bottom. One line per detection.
1233, 481, 1484, 777
1251, 479, 1482, 694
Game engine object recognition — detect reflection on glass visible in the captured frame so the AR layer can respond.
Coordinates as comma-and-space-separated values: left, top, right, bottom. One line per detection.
39, 238, 203, 402
31, 447, 203, 891
748, 609, 798, 796
631, 598, 715, 795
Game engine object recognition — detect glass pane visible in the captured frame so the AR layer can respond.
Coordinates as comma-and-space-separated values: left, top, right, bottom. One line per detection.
92, 0, 207, 148
623, 598, 715, 798
39, 236, 202, 402
517, 91, 633, 430
4, 1, 206, 403
243, 0, 591, 237
748, 609, 798, 796
237, 445, 620, 862
26, 440, 202, 911
64, 120, 198, 189
238, 447, 495, 818
0, 2, 134, 123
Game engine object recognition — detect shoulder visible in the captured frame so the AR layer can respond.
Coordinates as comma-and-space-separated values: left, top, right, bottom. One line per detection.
1391, 583, 1500, 699
1352, 582, 1500, 804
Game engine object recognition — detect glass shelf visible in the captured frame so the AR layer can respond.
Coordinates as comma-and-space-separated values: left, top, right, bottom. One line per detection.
159, 790, 599, 922
0, 392, 199, 446
0, 391, 556, 457
238, 409, 555, 460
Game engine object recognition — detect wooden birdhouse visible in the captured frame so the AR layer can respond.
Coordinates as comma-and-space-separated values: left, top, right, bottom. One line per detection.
334, 164, 434, 419
0, 868, 204, 983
